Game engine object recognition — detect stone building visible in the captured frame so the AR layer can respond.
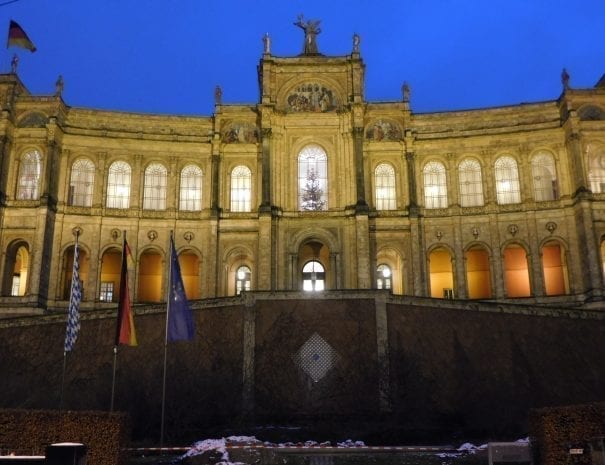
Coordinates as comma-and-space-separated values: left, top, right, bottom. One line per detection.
1, 29, 605, 315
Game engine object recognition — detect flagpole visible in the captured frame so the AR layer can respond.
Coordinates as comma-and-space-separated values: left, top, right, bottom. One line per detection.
110, 345, 117, 412
160, 231, 173, 449
110, 231, 126, 412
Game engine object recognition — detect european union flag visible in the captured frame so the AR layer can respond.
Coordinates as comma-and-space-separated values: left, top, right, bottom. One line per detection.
167, 236, 195, 341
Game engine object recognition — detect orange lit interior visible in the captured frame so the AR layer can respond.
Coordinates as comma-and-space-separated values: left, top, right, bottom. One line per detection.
100, 248, 121, 301
503, 245, 530, 297
63, 246, 89, 299
465, 248, 491, 298
542, 242, 568, 295
138, 251, 162, 302
179, 251, 200, 299
429, 248, 454, 298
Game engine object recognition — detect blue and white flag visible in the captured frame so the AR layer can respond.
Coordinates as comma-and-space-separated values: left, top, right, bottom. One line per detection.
64, 240, 82, 352
167, 236, 195, 341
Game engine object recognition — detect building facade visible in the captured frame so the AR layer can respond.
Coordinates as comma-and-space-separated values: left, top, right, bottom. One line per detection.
1, 33, 605, 315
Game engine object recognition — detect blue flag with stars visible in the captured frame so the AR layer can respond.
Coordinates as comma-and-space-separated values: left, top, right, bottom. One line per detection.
167, 235, 195, 341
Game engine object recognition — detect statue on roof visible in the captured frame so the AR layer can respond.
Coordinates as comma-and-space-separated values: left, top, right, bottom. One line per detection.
561, 68, 570, 90
294, 14, 321, 55
262, 32, 271, 54
352, 33, 360, 53
10, 54, 18, 74
55, 75, 64, 97
214, 85, 222, 105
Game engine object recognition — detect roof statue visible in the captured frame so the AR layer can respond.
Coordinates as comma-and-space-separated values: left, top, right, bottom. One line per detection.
10, 54, 18, 74
294, 14, 321, 55
55, 75, 64, 97
352, 33, 360, 53
263, 33, 271, 54
214, 85, 222, 105
402, 81, 411, 102
561, 68, 570, 90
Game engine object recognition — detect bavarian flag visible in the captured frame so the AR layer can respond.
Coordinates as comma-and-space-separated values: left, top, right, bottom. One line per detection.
7, 20, 36, 52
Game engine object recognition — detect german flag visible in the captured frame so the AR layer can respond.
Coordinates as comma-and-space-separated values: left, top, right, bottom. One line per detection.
7, 20, 36, 52
115, 238, 137, 346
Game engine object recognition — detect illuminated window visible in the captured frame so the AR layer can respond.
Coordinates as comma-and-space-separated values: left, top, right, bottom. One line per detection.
423, 161, 448, 209
374, 163, 396, 210
99, 281, 114, 302
586, 144, 605, 193
495, 156, 521, 204
542, 241, 568, 296
458, 159, 484, 207
16, 150, 42, 200
179, 164, 203, 211
298, 145, 328, 211
235, 265, 251, 294
143, 163, 167, 210
376, 264, 392, 289
230, 165, 252, 212
428, 248, 454, 298
106, 161, 131, 209
503, 244, 530, 297
69, 158, 95, 207
465, 247, 491, 298
532, 152, 558, 201
302, 260, 325, 291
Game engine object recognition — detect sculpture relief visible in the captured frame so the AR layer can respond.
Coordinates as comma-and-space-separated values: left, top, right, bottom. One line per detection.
286, 84, 337, 112
366, 120, 402, 141
222, 123, 259, 144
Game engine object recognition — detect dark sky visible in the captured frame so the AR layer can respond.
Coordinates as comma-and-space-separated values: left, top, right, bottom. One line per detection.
4, 0, 605, 115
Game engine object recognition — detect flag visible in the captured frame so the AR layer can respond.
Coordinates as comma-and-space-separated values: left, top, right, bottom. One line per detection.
167, 235, 195, 341
115, 238, 137, 346
64, 240, 82, 352
7, 20, 36, 52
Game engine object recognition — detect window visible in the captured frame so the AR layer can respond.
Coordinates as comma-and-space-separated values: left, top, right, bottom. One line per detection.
11, 275, 20, 296
298, 145, 328, 211
69, 158, 95, 207
531, 152, 558, 201
423, 161, 448, 209
235, 265, 251, 294
106, 161, 131, 209
458, 159, 484, 207
230, 165, 252, 212
179, 164, 203, 211
376, 264, 392, 289
587, 144, 605, 193
302, 260, 325, 291
495, 156, 521, 204
16, 150, 42, 200
374, 163, 396, 210
100, 281, 114, 302
143, 163, 167, 210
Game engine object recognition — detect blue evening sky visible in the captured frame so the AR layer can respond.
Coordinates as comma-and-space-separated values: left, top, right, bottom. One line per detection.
3, 0, 605, 115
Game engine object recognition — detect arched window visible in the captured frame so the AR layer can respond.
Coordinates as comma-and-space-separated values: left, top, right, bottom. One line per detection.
374, 163, 396, 210
586, 144, 605, 194
137, 249, 162, 302
4, 244, 29, 296
99, 248, 121, 302
531, 152, 558, 201
495, 156, 521, 204
376, 264, 392, 290
465, 246, 492, 298
423, 161, 448, 209
143, 163, 167, 210
428, 248, 454, 298
542, 241, 569, 295
298, 145, 328, 211
503, 244, 530, 297
458, 159, 484, 207
235, 265, 251, 294
16, 150, 42, 200
302, 260, 325, 291
106, 161, 131, 209
179, 164, 203, 211
69, 158, 95, 207
230, 165, 252, 212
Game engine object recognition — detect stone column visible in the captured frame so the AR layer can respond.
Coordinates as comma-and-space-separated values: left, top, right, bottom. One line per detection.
211, 153, 220, 214
355, 214, 371, 288
0, 133, 12, 206
259, 128, 272, 212
352, 126, 368, 212
131, 154, 142, 210
405, 151, 418, 214
257, 215, 272, 290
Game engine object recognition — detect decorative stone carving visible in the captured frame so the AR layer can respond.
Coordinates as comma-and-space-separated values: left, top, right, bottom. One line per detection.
111, 229, 121, 241
18, 112, 47, 128
472, 227, 479, 239
184, 231, 194, 243
222, 122, 258, 143
286, 83, 338, 112
72, 226, 82, 237
507, 224, 519, 236
545, 221, 557, 234
435, 230, 443, 241
147, 230, 158, 242
366, 120, 402, 141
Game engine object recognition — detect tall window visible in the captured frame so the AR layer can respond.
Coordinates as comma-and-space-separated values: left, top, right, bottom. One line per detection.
69, 158, 95, 207
376, 264, 392, 289
374, 163, 396, 210
143, 163, 167, 210
531, 152, 558, 201
302, 260, 325, 291
298, 145, 328, 211
458, 159, 484, 207
495, 156, 521, 204
106, 161, 131, 209
423, 161, 448, 209
587, 144, 605, 193
179, 164, 203, 211
230, 165, 252, 212
16, 150, 42, 200
235, 265, 251, 294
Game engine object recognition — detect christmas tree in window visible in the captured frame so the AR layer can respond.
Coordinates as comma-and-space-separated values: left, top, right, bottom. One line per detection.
300, 168, 326, 211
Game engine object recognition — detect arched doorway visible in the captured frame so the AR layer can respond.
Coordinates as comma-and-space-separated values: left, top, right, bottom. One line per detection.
235, 265, 251, 295
298, 240, 330, 290
3, 242, 29, 296
428, 247, 454, 298
138, 249, 163, 302
465, 246, 492, 298
302, 260, 325, 291
376, 264, 392, 290
503, 244, 531, 297
542, 241, 569, 295
99, 247, 122, 302
375, 247, 405, 294
178, 250, 200, 299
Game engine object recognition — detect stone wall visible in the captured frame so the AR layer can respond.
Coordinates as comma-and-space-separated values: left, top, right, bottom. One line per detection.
0, 292, 603, 444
